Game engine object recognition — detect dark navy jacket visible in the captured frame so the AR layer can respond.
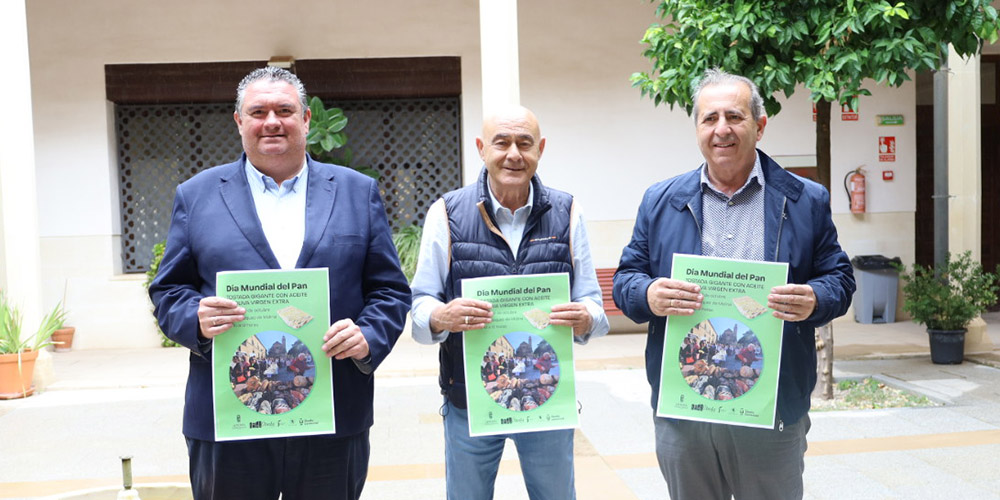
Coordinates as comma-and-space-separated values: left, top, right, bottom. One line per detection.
613, 150, 855, 425
149, 155, 411, 441
438, 168, 573, 408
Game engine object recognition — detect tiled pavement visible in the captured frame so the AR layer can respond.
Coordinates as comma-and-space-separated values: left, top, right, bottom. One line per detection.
3, 315, 1000, 499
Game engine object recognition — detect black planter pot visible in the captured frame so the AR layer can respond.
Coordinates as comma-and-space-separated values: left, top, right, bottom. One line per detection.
927, 328, 966, 364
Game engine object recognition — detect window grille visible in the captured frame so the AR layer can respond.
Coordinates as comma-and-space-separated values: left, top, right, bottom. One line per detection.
115, 97, 462, 273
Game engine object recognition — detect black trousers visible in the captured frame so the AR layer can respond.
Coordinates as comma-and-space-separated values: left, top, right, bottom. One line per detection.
186, 431, 370, 500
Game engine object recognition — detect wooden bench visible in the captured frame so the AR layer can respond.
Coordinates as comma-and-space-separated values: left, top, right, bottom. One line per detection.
596, 267, 623, 316
597, 267, 649, 333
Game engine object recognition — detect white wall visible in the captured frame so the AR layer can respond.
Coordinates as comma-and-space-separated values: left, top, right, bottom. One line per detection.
28, 0, 484, 238
26, 0, 483, 348
515, 0, 918, 269
24, 0, 936, 347
517, 0, 672, 222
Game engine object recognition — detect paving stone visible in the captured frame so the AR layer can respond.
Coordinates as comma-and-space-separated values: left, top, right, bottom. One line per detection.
803, 457, 898, 499
616, 468, 667, 500
4, 319, 1000, 500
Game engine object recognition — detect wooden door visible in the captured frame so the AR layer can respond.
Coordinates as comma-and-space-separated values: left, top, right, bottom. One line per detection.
982, 56, 999, 275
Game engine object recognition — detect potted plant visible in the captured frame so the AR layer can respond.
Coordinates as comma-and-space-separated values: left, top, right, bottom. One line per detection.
51, 280, 75, 352
51, 324, 75, 352
0, 291, 67, 398
898, 251, 1000, 364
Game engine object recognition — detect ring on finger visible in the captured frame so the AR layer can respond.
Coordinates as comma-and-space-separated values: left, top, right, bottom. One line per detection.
464, 316, 470, 325
213, 318, 220, 327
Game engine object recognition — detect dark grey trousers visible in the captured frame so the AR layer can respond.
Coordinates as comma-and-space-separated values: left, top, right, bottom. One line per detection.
653, 414, 810, 500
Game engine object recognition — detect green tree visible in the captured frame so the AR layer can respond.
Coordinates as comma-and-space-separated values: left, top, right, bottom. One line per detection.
632, 0, 999, 190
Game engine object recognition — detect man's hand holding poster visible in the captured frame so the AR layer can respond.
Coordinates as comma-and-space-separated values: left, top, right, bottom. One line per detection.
659, 254, 788, 428
461, 273, 577, 437
214, 268, 334, 441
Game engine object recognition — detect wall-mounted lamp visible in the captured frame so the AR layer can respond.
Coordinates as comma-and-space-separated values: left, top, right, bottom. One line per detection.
267, 56, 295, 71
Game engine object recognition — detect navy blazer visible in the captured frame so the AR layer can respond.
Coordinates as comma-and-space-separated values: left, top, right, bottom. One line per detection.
150, 155, 411, 441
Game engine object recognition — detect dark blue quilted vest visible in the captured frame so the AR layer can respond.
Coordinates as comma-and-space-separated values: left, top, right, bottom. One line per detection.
438, 168, 574, 408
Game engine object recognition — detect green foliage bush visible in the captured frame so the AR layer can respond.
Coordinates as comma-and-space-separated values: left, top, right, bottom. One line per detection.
144, 241, 179, 347
898, 251, 999, 331
393, 224, 423, 283
305, 97, 379, 179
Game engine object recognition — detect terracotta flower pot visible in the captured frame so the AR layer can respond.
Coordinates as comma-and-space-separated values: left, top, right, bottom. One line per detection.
52, 326, 76, 352
0, 349, 39, 399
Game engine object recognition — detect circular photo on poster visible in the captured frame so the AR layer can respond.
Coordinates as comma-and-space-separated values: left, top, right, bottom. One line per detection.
480, 332, 560, 412
677, 318, 763, 401
229, 330, 316, 415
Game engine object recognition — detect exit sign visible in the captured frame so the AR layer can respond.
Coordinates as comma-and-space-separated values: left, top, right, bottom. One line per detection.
877, 114, 904, 126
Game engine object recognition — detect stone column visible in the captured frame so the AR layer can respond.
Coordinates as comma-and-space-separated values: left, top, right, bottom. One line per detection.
479, 0, 520, 115
0, 0, 45, 330
947, 46, 982, 259
947, 46, 992, 352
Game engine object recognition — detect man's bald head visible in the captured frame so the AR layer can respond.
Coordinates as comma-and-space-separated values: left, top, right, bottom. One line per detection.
476, 105, 546, 211
481, 106, 542, 141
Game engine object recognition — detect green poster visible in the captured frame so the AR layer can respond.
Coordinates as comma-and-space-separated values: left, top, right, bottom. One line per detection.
214, 268, 334, 441
461, 273, 577, 437
658, 254, 788, 428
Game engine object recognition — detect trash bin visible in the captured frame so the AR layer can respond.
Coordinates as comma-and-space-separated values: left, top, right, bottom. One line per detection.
851, 255, 902, 324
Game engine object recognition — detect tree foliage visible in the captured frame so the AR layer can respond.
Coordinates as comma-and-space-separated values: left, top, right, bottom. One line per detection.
633, 0, 999, 119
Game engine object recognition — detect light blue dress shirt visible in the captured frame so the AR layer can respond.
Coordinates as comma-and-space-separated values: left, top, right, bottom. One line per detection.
410, 178, 610, 345
244, 159, 308, 269
243, 158, 375, 372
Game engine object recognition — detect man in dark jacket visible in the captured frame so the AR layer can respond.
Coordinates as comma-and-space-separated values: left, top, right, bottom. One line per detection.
613, 69, 855, 500
410, 106, 609, 500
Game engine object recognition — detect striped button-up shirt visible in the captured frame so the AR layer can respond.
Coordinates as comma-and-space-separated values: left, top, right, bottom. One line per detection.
699, 152, 766, 261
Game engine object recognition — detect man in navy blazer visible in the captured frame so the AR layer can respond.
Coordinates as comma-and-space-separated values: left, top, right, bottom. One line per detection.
149, 67, 410, 500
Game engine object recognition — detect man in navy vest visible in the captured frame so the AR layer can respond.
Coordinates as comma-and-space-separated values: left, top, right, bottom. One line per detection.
614, 69, 854, 499
410, 106, 610, 500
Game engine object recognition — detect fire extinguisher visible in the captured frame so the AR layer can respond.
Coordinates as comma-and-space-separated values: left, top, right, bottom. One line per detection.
843, 167, 866, 214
